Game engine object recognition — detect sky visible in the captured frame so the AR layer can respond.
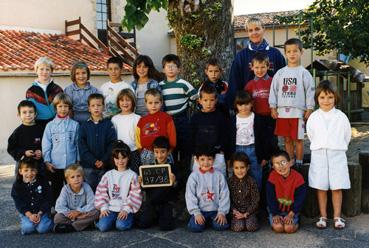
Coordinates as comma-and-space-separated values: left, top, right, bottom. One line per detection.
233, 0, 315, 15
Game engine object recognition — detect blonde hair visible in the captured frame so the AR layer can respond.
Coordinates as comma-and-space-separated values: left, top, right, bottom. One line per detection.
53, 93, 73, 109
64, 164, 84, 180
245, 17, 264, 31
34, 56, 54, 72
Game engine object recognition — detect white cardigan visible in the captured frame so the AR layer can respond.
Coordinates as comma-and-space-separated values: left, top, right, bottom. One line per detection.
307, 108, 351, 151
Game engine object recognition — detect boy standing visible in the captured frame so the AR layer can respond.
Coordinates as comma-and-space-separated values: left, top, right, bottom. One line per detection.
245, 53, 278, 167
137, 136, 178, 231
191, 84, 230, 177
79, 93, 117, 191
136, 89, 176, 165
159, 54, 197, 170
8, 100, 44, 173
100, 57, 134, 118
267, 150, 306, 233
186, 146, 230, 232
269, 38, 315, 169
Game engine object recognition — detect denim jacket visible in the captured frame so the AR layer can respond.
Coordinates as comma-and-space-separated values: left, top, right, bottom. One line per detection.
42, 116, 79, 169
130, 79, 161, 92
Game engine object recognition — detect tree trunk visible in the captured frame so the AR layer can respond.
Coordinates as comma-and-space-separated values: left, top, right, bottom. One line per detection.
167, 0, 234, 87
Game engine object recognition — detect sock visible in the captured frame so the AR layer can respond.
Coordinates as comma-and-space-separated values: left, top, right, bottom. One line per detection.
295, 160, 303, 165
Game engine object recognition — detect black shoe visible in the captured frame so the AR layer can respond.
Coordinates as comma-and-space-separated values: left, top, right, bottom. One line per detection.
54, 224, 75, 233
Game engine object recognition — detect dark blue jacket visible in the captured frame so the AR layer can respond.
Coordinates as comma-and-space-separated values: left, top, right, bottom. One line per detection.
11, 176, 52, 215
79, 118, 117, 170
227, 45, 286, 108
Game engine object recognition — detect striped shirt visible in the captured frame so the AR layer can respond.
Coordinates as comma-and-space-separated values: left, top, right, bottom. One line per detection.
94, 169, 142, 213
159, 78, 198, 115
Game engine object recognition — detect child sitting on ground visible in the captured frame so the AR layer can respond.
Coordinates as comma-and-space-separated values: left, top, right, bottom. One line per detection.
228, 152, 260, 232
137, 136, 178, 231
54, 164, 99, 233
11, 157, 53, 235
186, 145, 230, 232
94, 141, 142, 232
267, 150, 306, 233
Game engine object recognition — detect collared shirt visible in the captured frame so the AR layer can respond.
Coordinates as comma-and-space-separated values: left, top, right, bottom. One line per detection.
64, 82, 99, 123
42, 116, 79, 169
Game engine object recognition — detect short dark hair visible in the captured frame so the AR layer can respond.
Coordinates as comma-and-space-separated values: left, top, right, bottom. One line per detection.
153, 136, 170, 150
71, 61, 90, 82
16, 157, 39, 182
107, 56, 123, 68
88, 93, 105, 106
17, 100, 36, 114
271, 150, 291, 162
194, 145, 216, 159
199, 83, 217, 98
162, 54, 181, 68
205, 58, 222, 70
234, 91, 252, 111
111, 140, 131, 168
251, 52, 270, 66
230, 152, 250, 169
315, 80, 340, 105
284, 38, 303, 51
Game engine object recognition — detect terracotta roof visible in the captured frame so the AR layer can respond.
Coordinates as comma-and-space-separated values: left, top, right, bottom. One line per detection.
234, 10, 303, 31
0, 30, 131, 72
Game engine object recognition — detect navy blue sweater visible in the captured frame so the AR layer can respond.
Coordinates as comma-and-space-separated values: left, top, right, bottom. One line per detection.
79, 118, 117, 170
227, 46, 286, 108
11, 177, 52, 215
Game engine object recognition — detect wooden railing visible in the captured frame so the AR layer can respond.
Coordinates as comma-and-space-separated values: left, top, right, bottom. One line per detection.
65, 17, 109, 54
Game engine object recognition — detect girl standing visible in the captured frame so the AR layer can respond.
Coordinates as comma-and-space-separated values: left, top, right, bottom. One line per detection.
111, 89, 141, 173
307, 80, 351, 229
94, 141, 142, 232
11, 158, 53, 235
64, 61, 99, 123
130, 55, 162, 116
228, 152, 260, 232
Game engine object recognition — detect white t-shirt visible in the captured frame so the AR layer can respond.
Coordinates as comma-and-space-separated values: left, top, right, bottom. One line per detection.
236, 113, 255, 146
100, 81, 134, 117
111, 113, 141, 151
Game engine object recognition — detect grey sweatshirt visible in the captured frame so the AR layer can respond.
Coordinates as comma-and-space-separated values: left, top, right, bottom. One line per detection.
55, 182, 95, 215
269, 65, 315, 117
185, 169, 230, 216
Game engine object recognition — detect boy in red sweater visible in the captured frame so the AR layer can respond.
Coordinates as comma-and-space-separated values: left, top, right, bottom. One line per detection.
136, 89, 176, 165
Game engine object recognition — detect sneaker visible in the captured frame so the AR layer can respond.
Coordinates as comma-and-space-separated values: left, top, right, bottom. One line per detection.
54, 224, 75, 233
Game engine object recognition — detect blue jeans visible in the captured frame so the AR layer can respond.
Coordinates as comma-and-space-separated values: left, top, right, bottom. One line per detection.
236, 145, 262, 191
96, 211, 133, 232
20, 214, 53, 235
187, 211, 229, 232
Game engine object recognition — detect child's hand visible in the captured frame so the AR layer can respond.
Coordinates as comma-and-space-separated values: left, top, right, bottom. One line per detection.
214, 213, 227, 225
28, 213, 40, 224
304, 109, 313, 120
99, 210, 110, 218
34, 150, 42, 160
272, 215, 283, 225
194, 214, 205, 225
244, 212, 250, 219
117, 210, 128, 220
271, 108, 278, 119
283, 212, 295, 225
138, 176, 142, 184
67, 210, 81, 220
95, 160, 103, 169
45, 162, 55, 173
170, 173, 176, 184
261, 159, 267, 167
25, 150, 34, 157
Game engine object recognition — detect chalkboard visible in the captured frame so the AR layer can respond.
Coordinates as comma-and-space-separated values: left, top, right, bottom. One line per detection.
139, 164, 172, 188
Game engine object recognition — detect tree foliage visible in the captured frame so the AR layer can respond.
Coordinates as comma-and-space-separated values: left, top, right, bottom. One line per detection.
298, 0, 369, 64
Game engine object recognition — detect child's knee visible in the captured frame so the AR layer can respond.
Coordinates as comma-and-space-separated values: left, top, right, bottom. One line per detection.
36, 216, 53, 234
116, 215, 133, 231
212, 220, 229, 231
187, 217, 205, 232
271, 223, 284, 233
284, 137, 293, 144
284, 224, 298, 233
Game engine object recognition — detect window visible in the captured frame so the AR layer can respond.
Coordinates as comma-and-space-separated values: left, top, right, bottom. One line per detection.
96, 0, 110, 30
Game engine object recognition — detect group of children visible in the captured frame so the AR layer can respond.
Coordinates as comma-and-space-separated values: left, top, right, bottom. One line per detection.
8, 21, 352, 235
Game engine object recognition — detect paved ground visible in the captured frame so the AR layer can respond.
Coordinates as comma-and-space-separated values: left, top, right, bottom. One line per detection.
1, 165, 369, 248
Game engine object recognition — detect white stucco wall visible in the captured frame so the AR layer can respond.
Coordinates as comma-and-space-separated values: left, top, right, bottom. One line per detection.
0, 72, 133, 164
0, 0, 97, 34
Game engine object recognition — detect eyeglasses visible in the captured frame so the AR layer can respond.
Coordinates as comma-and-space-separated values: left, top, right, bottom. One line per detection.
273, 160, 289, 167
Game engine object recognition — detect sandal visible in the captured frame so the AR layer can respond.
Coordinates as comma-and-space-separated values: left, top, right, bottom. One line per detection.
334, 217, 345, 229
316, 217, 328, 229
